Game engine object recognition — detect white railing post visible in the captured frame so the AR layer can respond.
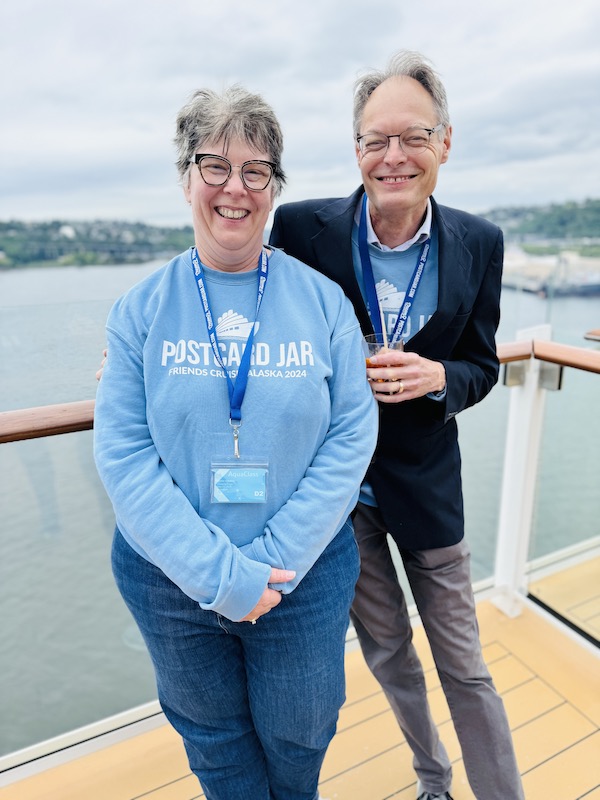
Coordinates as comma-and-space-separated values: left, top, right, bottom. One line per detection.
492, 324, 552, 617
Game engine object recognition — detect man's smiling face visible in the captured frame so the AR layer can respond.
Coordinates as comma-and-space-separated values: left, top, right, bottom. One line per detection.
356, 76, 451, 239
184, 138, 274, 272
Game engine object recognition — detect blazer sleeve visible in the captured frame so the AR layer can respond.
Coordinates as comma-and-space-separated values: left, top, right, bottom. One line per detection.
270, 204, 308, 261
270, 206, 285, 248
439, 225, 503, 422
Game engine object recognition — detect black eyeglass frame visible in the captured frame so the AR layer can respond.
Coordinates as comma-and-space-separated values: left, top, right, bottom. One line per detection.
190, 154, 278, 191
356, 123, 445, 155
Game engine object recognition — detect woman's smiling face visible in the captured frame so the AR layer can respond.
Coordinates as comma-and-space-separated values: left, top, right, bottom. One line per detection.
184, 138, 274, 272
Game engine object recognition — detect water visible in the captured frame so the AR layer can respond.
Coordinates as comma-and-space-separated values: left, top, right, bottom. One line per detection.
1, 261, 599, 756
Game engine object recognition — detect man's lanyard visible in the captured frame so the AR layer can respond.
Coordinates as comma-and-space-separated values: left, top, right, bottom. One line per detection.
191, 247, 268, 456
358, 194, 430, 345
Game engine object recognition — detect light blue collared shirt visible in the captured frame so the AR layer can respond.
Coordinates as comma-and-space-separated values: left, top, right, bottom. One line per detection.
358, 197, 433, 252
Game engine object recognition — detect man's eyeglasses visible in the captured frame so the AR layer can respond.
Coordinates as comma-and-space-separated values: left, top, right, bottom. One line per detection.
356, 124, 445, 157
190, 154, 276, 191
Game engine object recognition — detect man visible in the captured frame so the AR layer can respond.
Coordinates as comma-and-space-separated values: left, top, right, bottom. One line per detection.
270, 51, 524, 800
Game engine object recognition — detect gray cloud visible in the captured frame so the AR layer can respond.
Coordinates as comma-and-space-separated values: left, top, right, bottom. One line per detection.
1, 0, 598, 224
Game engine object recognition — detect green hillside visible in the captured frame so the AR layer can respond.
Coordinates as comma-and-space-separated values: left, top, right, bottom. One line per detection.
1, 198, 599, 268
481, 198, 600, 252
0, 220, 194, 268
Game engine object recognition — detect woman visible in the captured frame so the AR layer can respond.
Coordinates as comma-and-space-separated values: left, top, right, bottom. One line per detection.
93, 85, 377, 800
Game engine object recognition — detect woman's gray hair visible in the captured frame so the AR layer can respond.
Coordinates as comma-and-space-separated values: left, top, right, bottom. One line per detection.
174, 84, 286, 197
353, 50, 450, 138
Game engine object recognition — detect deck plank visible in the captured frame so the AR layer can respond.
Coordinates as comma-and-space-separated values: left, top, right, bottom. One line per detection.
521, 731, 600, 800
510, 704, 596, 773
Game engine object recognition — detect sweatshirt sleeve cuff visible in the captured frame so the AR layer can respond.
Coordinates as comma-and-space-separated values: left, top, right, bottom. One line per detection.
198, 555, 272, 622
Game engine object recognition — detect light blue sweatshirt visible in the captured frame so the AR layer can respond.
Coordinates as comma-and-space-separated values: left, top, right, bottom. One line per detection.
94, 247, 378, 622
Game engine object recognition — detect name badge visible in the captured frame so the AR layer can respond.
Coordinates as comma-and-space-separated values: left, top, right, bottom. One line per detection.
210, 460, 268, 503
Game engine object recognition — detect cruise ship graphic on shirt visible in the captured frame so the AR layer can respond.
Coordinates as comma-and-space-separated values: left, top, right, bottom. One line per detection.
377, 280, 405, 312
216, 310, 258, 340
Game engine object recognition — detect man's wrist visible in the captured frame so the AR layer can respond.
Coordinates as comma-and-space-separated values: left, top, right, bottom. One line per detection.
436, 362, 446, 393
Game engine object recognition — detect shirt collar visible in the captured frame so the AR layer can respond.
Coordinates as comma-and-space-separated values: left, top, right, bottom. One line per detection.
356, 197, 432, 252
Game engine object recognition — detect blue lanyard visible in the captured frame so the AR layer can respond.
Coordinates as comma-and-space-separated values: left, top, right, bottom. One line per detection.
358, 194, 430, 345
191, 247, 268, 428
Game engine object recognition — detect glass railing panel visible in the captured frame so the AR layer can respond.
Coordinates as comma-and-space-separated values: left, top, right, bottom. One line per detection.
0, 261, 162, 411
496, 286, 553, 341
530, 366, 600, 560
526, 364, 600, 643
0, 431, 157, 758
0, 300, 112, 410
460, 384, 511, 582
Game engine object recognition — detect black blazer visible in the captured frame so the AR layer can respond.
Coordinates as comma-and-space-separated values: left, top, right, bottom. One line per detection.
270, 186, 503, 550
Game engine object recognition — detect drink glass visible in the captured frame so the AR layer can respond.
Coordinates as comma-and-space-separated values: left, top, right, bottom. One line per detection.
363, 334, 404, 365
363, 334, 404, 390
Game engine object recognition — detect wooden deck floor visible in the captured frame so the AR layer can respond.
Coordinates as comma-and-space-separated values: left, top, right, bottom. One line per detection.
1, 600, 599, 800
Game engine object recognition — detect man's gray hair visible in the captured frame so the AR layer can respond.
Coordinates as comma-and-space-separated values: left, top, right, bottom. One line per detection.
174, 84, 286, 197
353, 50, 450, 138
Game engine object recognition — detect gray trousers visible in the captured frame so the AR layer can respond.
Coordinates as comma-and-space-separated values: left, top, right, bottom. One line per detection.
350, 503, 524, 800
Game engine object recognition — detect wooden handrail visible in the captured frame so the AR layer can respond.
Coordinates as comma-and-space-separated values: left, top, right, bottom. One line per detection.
533, 340, 600, 374
0, 400, 94, 444
496, 340, 532, 363
1, 339, 598, 444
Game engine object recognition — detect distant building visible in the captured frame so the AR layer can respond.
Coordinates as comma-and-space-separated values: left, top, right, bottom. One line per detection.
59, 225, 76, 239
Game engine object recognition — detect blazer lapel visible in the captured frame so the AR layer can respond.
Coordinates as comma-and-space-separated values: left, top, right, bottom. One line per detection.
408, 198, 472, 351
311, 187, 373, 334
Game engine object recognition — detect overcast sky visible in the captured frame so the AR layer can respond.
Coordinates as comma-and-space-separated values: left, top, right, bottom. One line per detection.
1, 0, 599, 227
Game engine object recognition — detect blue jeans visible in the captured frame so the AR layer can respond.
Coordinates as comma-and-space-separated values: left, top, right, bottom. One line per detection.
112, 520, 359, 800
